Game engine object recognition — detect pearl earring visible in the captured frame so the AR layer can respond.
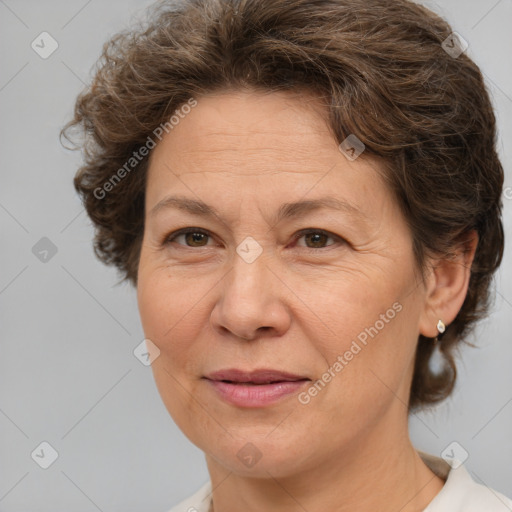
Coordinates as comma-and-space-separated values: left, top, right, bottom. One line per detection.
433, 319, 446, 346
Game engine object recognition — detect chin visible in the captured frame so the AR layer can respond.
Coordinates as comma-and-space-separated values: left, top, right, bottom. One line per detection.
202, 429, 319, 478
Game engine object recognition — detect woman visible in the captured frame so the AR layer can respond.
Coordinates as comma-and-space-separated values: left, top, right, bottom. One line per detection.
62, 0, 511, 510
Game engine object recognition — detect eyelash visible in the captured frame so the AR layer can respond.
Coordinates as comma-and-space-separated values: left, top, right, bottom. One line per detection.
162, 227, 344, 251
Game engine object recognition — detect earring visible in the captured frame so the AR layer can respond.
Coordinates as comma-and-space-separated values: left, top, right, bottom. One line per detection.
430, 320, 446, 373
433, 319, 445, 345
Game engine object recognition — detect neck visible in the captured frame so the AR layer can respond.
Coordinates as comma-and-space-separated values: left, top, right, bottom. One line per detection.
204, 407, 445, 512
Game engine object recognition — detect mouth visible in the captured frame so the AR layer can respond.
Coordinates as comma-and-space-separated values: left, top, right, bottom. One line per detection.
203, 369, 311, 407
204, 368, 310, 384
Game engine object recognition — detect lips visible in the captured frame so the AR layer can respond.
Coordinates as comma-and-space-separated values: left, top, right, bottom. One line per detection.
205, 368, 310, 384
204, 369, 311, 407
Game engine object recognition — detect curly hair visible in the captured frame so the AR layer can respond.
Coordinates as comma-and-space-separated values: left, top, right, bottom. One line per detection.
61, 0, 504, 410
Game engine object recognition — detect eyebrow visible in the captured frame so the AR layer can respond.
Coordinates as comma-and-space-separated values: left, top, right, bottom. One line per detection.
149, 194, 366, 224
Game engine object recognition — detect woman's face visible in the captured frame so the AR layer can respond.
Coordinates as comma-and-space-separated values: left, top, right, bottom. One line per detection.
137, 89, 430, 477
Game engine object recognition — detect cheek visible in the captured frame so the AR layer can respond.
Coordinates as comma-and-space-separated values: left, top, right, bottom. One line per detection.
136, 258, 216, 379
308, 264, 423, 405
137, 247, 189, 335
315, 286, 422, 425
137, 259, 187, 364
137, 265, 208, 439
312, 270, 412, 355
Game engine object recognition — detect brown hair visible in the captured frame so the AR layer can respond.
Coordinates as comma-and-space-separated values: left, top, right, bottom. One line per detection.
61, 0, 504, 410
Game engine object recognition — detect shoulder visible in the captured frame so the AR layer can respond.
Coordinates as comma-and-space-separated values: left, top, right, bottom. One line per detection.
166, 481, 212, 512
420, 452, 512, 512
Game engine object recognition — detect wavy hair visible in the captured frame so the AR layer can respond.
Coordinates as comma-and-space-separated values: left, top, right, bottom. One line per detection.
61, 0, 504, 410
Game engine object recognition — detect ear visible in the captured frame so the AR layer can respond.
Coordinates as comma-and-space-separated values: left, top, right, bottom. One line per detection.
419, 231, 479, 338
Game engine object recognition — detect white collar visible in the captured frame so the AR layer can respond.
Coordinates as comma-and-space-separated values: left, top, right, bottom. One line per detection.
168, 451, 512, 512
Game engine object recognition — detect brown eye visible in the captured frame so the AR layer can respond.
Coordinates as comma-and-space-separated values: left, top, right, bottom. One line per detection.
164, 228, 212, 247
304, 232, 330, 248
183, 232, 209, 246
294, 229, 341, 249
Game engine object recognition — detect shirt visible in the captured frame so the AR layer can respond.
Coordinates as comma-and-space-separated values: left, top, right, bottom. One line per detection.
167, 451, 512, 512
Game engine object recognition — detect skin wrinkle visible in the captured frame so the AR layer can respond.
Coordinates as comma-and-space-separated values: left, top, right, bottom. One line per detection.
132, 89, 480, 512
64, 0, 504, 414
59, 0, 507, 506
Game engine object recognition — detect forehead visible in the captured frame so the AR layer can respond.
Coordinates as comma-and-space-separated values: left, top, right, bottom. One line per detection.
145, 89, 390, 222
150, 89, 336, 171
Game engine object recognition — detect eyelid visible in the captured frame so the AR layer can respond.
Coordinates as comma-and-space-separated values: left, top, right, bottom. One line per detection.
163, 227, 345, 250
163, 227, 215, 246
291, 228, 341, 243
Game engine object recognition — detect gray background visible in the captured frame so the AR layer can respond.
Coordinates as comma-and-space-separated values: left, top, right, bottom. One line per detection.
0, 0, 510, 510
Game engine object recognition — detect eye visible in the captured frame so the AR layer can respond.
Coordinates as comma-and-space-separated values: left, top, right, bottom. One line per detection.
162, 227, 344, 250
163, 227, 214, 247
291, 229, 343, 250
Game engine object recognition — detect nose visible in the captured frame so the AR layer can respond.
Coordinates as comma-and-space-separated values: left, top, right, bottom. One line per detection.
210, 252, 292, 342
